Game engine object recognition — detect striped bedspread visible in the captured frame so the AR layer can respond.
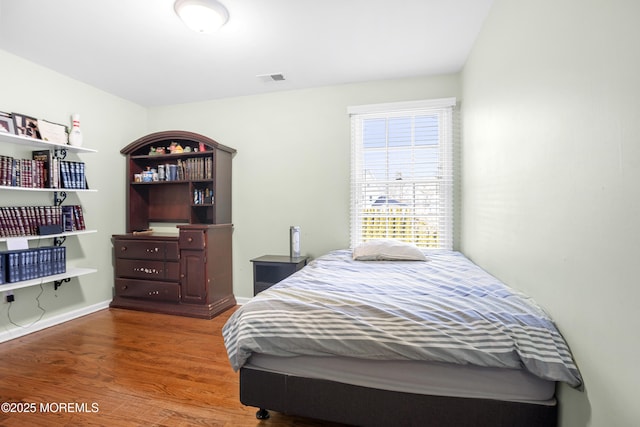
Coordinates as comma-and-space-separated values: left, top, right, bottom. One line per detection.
222, 249, 583, 389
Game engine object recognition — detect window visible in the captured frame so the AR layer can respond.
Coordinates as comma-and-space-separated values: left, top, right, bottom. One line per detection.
349, 98, 456, 249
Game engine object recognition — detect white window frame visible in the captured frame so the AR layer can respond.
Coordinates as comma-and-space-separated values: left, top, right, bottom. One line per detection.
348, 97, 456, 249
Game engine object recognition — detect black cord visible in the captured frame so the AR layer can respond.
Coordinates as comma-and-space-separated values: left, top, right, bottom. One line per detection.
6, 234, 49, 328
7, 282, 47, 328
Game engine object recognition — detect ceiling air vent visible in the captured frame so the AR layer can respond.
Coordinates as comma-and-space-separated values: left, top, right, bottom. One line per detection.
257, 73, 286, 82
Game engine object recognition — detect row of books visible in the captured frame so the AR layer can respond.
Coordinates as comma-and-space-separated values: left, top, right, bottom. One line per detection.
59, 159, 87, 189
149, 157, 212, 181
0, 156, 45, 188
0, 150, 88, 189
193, 188, 213, 205
179, 157, 213, 180
0, 205, 86, 238
0, 246, 66, 284
33, 149, 88, 189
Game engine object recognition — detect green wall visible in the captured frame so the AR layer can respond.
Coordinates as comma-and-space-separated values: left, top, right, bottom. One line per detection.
147, 76, 461, 299
0, 47, 460, 335
461, 1, 640, 426
0, 50, 146, 339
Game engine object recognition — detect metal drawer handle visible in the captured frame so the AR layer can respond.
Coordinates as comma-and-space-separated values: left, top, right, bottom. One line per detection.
146, 247, 160, 253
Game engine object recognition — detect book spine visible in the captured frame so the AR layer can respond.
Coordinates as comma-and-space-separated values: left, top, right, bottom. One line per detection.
19, 207, 30, 236
51, 157, 58, 189
7, 252, 19, 282
61, 206, 74, 231
0, 207, 7, 237
79, 162, 86, 189
18, 159, 24, 187
55, 246, 66, 275
5, 208, 13, 237
60, 161, 68, 189
11, 207, 23, 236
11, 207, 20, 236
0, 155, 6, 186
10, 158, 16, 187
70, 161, 77, 189
73, 205, 86, 230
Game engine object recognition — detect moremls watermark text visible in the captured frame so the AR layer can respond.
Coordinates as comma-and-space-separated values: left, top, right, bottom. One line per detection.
1, 401, 99, 414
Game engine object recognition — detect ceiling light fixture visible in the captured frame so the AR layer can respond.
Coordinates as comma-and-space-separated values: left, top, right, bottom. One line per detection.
174, 0, 229, 34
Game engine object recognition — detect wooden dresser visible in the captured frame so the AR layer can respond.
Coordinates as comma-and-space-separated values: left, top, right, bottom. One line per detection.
110, 130, 236, 319
111, 224, 235, 319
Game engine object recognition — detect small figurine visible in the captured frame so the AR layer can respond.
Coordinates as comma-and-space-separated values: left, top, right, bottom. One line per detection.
149, 147, 157, 155
168, 142, 184, 153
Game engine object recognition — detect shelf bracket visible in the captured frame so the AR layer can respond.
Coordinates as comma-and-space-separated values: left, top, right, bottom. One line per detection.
53, 236, 66, 246
53, 191, 67, 206
54, 277, 71, 290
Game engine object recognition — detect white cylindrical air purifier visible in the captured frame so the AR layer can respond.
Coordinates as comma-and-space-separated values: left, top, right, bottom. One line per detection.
290, 226, 301, 258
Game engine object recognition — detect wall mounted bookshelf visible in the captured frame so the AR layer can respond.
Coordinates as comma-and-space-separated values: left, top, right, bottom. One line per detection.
0, 125, 98, 291
0, 267, 97, 292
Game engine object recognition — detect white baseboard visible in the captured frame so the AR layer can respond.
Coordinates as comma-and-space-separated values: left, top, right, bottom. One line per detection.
235, 296, 251, 305
0, 299, 111, 343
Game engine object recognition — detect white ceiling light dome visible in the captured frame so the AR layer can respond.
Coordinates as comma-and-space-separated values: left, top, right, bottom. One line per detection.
174, 0, 229, 34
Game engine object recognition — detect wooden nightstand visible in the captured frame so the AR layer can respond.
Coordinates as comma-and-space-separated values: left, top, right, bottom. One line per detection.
250, 255, 309, 295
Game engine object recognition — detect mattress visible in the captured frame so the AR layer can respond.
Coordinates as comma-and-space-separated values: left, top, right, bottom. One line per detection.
224, 249, 582, 390
247, 354, 556, 404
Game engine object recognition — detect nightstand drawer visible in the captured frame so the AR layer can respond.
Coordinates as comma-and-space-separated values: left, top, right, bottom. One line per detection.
115, 259, 180, 281
115, 278, 180, 302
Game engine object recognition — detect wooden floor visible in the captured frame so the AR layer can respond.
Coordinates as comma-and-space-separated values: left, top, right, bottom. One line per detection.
0, 307, 347, 426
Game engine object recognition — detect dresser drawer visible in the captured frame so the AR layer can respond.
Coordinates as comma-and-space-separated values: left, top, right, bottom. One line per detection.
114, 278, 180, 302
113, 239, 163, 260
179, 230, 206, 249
115, 259, 180, 281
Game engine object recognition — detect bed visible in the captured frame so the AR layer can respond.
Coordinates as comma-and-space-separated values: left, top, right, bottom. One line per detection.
223, 244, 582, 426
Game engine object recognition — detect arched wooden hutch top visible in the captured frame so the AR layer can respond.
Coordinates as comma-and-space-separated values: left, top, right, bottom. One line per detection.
120, 130, 236, 157
120, 130, 235, 233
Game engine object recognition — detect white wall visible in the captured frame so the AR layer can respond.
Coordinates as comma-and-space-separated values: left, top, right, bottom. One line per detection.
461, 1, 640, 426
0, 50, 147, 339
147, 75, 461, 298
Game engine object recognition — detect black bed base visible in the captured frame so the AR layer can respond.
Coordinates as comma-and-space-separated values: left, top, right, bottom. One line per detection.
240, 367, 558, 427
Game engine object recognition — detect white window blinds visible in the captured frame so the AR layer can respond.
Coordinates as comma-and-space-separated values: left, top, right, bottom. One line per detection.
349, 98, 456, 249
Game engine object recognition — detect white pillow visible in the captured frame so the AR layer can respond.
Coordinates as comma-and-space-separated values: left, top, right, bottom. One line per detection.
352, 239, 427, 261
